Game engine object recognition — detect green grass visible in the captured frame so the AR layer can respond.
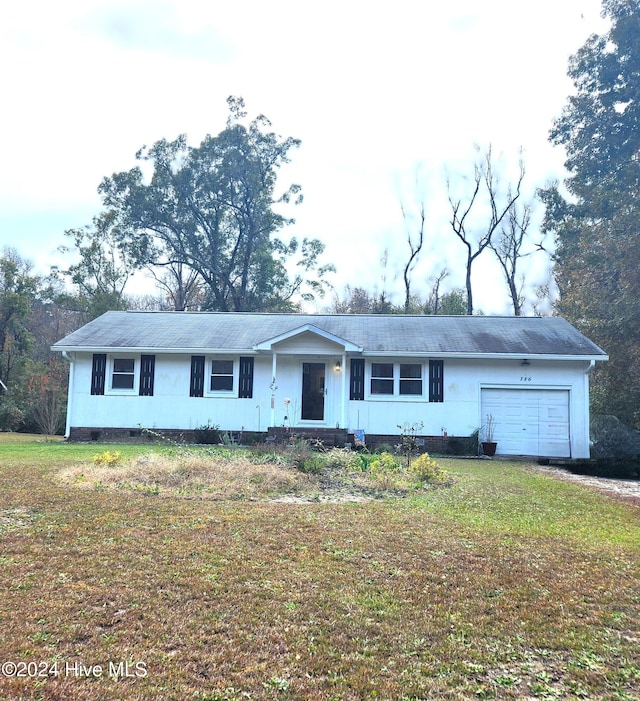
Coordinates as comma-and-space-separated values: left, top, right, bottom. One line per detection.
0, 436, 639, 699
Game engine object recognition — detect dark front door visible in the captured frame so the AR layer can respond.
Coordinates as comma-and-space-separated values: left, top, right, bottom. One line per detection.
301, 362, 325, 420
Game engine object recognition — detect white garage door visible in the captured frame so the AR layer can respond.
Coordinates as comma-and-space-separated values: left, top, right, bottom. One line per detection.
481, 389, 571, 458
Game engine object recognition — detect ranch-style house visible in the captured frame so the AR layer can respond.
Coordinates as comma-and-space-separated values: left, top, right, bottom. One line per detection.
52, 311, 607, 459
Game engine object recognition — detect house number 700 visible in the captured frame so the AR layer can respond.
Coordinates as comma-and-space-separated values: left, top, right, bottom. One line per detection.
520, 376, 532, 382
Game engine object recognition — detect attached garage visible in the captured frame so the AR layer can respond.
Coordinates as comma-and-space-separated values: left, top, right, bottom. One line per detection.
53, 313, 607, 458
481, 388, 571, 458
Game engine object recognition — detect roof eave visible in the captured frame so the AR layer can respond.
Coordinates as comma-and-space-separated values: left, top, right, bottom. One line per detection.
51, 346, 258, 355
363, 351, 608, 361
52, 346, 608, 362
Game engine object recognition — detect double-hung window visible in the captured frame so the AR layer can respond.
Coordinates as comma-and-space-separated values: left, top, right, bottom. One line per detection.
210, 360, 234, 392
111, 358, 135, 390
399, 364, 422, 395
368, 362, 435, 399
90, 354, 156, 396
370, 363, 394, 395
190, 356, 254, 398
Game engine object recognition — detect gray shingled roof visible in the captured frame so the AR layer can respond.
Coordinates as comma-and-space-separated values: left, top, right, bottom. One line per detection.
52, 311, 607, 359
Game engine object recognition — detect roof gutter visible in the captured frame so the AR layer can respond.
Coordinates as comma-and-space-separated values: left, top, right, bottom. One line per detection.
53, 347, 259, 355
362, 351, 609, 362
51, 348, 608, 362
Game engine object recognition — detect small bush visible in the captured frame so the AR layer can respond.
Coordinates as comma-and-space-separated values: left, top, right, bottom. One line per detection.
0, 401, 25, 432
370, 452, 402, 474
409, 453, 451, 485
446, 429, 479, 456
93, 451, 122, 467
194, 423, 221, 444
297, 454, 324, 474
324, 447, 361, 470
590, 459, 640, 479
355, 452, 375, 472
368, 452, 404, 490
583, 415, 640, 478
282, 436, 325, 474
374, 443, 396, 455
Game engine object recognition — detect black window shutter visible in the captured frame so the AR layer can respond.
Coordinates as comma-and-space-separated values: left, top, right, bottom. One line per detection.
190, 356, 205, 397
350, 358, 365, 400
429, 360, 444, 402
139, 354, 156, 396
238, 356, 254, 398
91, 353, 106, 395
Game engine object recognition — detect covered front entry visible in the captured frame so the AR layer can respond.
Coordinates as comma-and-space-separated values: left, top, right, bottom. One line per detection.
481, 388, 571, 458
301, 362, 325, 420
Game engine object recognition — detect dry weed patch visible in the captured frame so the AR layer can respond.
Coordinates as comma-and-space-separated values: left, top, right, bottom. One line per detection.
56, 444, 440, 502
58, 450, 315, 499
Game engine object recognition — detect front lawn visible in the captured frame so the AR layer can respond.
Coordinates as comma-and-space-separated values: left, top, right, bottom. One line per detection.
0, 437, 638, 699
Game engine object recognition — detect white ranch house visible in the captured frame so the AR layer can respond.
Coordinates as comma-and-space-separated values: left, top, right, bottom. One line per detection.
52, 312, 607, 459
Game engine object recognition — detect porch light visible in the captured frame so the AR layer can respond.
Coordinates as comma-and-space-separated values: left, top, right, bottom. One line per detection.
335, 360, 342, 372
521, 359, 530, 366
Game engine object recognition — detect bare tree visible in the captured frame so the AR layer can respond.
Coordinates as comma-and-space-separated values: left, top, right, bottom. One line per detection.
374, 248, 394, 314
489, 196, 532, 315
425, 268, 449, 315
400, 202, 425, 313
330, 286, 378, 314
447, 146, 525, 314
147, 262, 206, 311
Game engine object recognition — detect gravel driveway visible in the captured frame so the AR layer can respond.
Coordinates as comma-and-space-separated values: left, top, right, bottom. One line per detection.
531, 464, 640, 501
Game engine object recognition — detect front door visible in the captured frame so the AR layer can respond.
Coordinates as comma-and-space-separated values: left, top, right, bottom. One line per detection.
301, 362, 325, 420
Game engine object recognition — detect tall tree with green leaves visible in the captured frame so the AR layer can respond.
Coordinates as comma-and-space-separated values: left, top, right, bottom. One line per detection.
99, 96, 334, 312
0, 249, 38, 390
0, 249, 40, 430
53, 211, 133, 322
543, 0, 640, 426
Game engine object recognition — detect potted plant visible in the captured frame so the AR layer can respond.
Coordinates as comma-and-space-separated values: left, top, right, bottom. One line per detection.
481, 414, 498, 456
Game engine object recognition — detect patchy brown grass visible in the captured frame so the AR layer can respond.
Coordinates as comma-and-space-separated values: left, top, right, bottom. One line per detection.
0, 438, 639, 700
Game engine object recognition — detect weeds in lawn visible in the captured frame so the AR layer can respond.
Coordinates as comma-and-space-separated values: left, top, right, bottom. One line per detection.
323, 447, 362, 470
92, 450, 122, 466
60, 451, 312, 499
60, 441, 453, 502
369, 451, 404, 489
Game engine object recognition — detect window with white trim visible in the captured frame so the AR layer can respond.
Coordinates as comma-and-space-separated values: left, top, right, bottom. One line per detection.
111, 357, 136, 391
370, 362, 394, 395
368, 362, 432, 398
93, 355, 157, 396
210, 359, 234, 392
399, 363, 422, 395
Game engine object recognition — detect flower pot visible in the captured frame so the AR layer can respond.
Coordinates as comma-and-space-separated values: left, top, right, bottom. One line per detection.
481, 441, 497, 457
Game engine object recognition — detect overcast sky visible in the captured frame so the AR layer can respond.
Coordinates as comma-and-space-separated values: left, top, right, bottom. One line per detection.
0, 0, 608, 313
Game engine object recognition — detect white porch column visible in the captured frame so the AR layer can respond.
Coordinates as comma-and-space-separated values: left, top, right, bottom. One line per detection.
270, 352, 278, 427
340, 352, 347, 429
